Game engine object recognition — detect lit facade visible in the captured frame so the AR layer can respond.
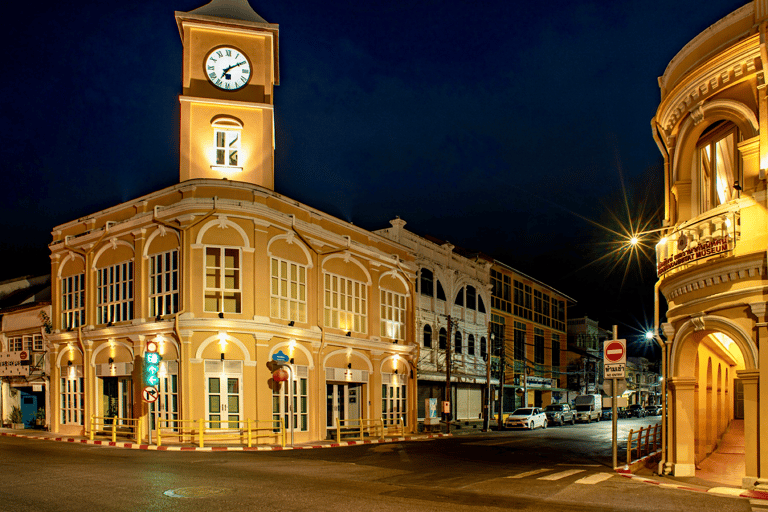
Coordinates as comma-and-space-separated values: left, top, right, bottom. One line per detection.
375, 219, 492, 427
653, 1, 768, 486
46, 0, 418, 444
489, 261, 571, 413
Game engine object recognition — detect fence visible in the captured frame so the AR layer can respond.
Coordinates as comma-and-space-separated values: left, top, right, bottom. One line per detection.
626, 423, 661, 465
156, 418, 285, 448
88, 415, 142, 444
334, 417, 405, 442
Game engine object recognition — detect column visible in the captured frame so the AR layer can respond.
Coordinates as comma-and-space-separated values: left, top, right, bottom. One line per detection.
750, 302, 768, 487
738, 369, 760, 487
670, 376, 696, 477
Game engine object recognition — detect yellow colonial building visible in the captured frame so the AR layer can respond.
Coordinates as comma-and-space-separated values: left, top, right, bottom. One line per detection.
653, 1, 768, 486
47, 0, 417, 444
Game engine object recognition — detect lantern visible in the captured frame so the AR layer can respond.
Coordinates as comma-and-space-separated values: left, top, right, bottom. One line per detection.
272, 368, 289, 382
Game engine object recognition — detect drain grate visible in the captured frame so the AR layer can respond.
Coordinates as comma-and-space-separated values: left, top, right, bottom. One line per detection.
164, 487, 232, 498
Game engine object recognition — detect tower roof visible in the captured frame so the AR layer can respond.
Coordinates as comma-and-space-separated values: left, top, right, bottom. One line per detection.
186, 0, 268, 24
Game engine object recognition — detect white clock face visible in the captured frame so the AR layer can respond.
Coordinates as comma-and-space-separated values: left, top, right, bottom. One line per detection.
205, 47, 251, 91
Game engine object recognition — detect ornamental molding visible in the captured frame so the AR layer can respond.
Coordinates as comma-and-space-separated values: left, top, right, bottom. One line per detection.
657, 37, 760, 142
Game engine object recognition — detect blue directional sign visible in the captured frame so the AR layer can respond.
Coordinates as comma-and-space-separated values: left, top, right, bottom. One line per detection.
272, 350, 290, 363
144, 340, 162, 386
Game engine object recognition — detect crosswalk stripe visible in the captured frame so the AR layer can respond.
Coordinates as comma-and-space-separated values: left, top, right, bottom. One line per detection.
538, 469, 586, 481
575, 473, 614, 485
506, 468, 552, 479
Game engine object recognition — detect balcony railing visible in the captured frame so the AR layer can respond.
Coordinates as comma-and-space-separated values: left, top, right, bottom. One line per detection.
656, 208, 739, 276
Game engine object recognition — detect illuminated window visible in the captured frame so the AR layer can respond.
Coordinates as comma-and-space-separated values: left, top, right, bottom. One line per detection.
96, 261, 134, 324
382, 380, 407, 426
698, 122, 740, 214
150, 363, 178, 431
60, 373, 84, 425
273, 366, 308, 432
33, 335, 44, 351
215, 129, 240, 167
61, 273, 85, 329
205, 247, 241, 314
324, 273, 367, 333
271, 257, 307, 323
149, 249, 179, 317
380, 289, 406, 340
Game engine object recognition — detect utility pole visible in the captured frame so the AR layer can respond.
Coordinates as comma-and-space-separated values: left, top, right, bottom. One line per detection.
496, 328, 505, 430
445, 315, 452, 435
483, 332, 492, 431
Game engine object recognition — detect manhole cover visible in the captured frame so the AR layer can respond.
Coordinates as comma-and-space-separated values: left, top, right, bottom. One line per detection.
164, 487, 231, 498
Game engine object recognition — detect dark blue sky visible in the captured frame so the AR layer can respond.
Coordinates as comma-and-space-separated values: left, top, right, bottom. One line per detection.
0, 0, 747, 346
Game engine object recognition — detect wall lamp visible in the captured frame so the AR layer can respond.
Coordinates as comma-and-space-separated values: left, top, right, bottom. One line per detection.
346, 331, 351, 337
288, 321, 294, 327
67, 361, 72, 367
347, 363, 352, 369
733, 180, 742, 191
218, 312, 224, 319
220, 353, 225, 360
108, 357, 114, 364
394, 369, 398, 375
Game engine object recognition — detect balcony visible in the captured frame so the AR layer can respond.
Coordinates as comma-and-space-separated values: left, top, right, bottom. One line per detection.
656, 208, 739, 276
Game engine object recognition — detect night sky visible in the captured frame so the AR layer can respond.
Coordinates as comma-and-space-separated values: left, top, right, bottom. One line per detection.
0, 0, 747, 356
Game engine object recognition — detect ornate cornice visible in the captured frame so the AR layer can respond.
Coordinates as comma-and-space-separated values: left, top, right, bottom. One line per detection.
662, 255, 765, 303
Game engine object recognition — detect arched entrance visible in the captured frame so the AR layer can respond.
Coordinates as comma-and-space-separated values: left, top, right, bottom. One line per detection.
668, 315, 756, 482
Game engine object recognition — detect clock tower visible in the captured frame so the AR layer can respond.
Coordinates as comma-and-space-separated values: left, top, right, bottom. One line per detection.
175, 0, 279, 189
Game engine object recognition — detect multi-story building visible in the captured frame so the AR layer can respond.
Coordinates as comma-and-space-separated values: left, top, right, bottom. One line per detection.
489, 261, 572, 415
0, 275, 51, 429
626, 357, 660, 408
566, 316, 611, 400
652, 0, 768, 485
375, 219, 492, 428
46, 0, 418, 444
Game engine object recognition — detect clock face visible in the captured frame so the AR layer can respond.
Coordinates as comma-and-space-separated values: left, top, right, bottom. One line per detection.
205, 47, 251, 91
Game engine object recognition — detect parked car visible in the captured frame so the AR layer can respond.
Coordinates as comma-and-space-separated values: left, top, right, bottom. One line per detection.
628, 404, 646, 418
600, 407, 613, 421
646, 405, 661, 416
573, 394, 602, 423
543, 404, 575, 426
505, 407, 547, 429
617, 407, 629, 419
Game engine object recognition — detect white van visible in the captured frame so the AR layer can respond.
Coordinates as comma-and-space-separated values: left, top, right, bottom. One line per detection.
573, 394, 601, 423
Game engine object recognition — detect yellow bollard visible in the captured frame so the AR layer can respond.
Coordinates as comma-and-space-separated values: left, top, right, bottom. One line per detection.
156, 417, 162, 447
282, 417, 286, 447
198, 418, 204, 448
89, 416, 95, 441
247, 418, 252, 448
336, 418, 341, 443
112, 418, 117, 443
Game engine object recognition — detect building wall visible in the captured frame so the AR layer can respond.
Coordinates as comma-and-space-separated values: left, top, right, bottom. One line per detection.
653, 0, 768, 486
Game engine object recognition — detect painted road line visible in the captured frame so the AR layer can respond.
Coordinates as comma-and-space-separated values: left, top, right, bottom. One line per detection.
575, 473, 614, 485
538, 469, 586, 481
506, 468, 552, 479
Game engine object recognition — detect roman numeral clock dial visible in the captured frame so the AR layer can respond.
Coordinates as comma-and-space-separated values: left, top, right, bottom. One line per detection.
205, 46, 251, 91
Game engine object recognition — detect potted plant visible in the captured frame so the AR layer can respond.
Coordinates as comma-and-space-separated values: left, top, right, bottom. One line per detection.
34, 408, 46, 428
8, 405, 24, 429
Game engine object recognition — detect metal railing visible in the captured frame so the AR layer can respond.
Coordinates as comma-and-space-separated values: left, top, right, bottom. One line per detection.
88, 415, 142, 444
626, 423, 661, 465
335, 418, 385, 442
156, 418, 286, 448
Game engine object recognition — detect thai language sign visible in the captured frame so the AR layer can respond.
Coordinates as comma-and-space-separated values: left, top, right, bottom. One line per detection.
0, 351, 30, 377
657, 236, 730, 275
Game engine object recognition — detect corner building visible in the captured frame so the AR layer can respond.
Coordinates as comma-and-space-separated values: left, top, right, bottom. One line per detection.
47, 0, 418, 444
653, 1, 768, 486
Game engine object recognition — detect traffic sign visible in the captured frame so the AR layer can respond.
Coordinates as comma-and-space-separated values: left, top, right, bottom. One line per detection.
602, 379, 627, 396
142, 386, 159, 403
272, 350, 290, 363
604, 339, 626, 365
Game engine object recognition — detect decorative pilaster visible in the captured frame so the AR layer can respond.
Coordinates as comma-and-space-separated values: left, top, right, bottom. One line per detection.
669, 376, 697, 477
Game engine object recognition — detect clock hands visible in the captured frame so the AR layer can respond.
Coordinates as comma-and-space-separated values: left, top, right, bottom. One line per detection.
222, 61, 247, 80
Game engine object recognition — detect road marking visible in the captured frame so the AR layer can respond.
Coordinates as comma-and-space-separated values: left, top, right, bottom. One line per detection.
556, 463, 602, 467
506, 468, 552, 479
575, 473, 614, 485
538, 469, 586, 481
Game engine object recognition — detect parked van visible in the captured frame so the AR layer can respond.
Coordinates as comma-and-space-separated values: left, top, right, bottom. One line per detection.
573, 394, 601, 423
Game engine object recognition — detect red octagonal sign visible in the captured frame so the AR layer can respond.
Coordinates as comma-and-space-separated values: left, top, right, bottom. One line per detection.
604, 341, 625, 363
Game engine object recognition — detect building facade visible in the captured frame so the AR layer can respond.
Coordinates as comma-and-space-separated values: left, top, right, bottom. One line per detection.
489, 261, 571, 415
653, 1, 768, 485
46, 0, 418, 444
375, 219, 492, 428
566, 316, 611, 400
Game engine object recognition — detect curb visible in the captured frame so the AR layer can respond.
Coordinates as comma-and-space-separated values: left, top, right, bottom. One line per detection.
0, 431, 450, 452
615, 468, 768, 501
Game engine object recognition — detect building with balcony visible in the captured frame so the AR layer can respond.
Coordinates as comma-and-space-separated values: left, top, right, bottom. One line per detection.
489, 261, 572, 414
45, 0, 418, 444
375, 220, 492, 429
626, 357, 661, 408
566, 316, 611, 399
653, 0, 768, 485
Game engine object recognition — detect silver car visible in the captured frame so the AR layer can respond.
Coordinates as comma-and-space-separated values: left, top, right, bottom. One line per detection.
504, 407, 548, 429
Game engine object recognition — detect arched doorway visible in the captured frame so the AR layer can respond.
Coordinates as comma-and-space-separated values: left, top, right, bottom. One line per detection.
668, 316, 755, 481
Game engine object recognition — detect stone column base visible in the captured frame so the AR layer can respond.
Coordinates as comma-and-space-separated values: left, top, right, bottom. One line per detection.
672, 463, 696, 477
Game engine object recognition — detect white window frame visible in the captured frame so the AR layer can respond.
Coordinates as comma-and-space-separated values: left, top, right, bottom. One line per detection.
149, 249, 179, 317
214, 129, 241, 169
270, 257, 307, 323
9, 337, 22, 351
61, 273, 85, 329
60, 373, 84, 425
382, 379, 407, 427
380, 289, 406, 341
324, 272, 367, 334
272, 366, 309, 432
205, 247, 242, 314
33, 334, 44, 351
150, 361, 178, 430
96, 261, 134, 324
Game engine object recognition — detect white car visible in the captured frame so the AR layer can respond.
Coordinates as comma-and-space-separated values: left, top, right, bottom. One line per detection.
504, 407, 547, 429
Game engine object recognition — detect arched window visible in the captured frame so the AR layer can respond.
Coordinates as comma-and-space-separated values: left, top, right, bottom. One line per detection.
466, 286, 476, 310
420, 268, 434, 297
467, 334, 475, 356
480, 336, 487, 360
423, 324, 432, 348
454, 287, 464, 306
697, 121, 740, 214
455, 331, 462, 354
439, 328, 447, 350
436, 280, 446, 301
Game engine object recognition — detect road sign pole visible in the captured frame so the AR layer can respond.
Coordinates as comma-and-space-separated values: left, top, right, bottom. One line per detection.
612, 326, 618, 469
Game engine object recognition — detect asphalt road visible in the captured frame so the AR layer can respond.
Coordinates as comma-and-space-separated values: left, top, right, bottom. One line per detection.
0, 418, 755, 512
